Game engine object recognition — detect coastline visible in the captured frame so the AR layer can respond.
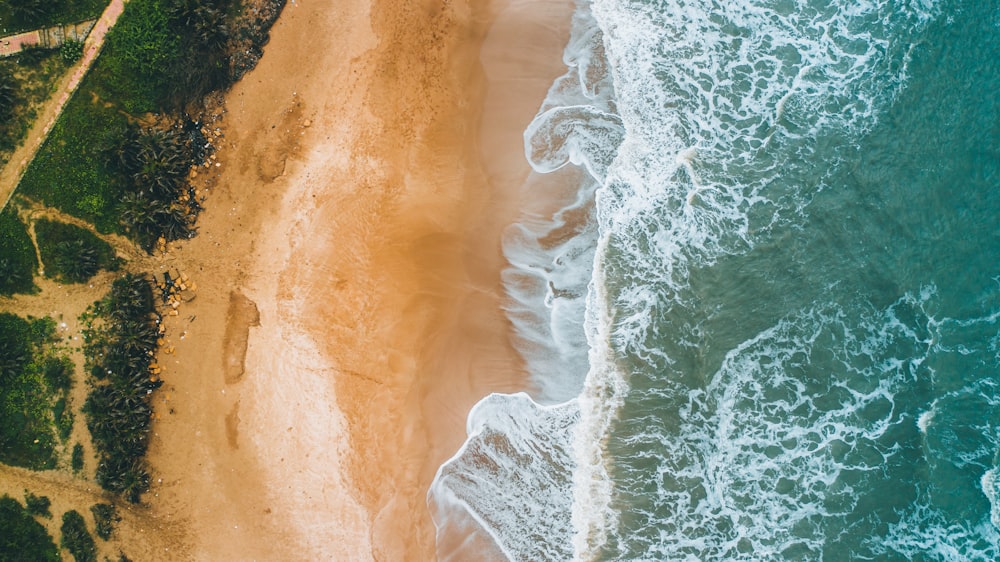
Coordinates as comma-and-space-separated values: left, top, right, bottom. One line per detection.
144, 0, 571, 558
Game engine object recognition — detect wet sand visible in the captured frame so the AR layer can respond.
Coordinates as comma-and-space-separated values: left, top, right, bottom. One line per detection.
144, 0, 571, 559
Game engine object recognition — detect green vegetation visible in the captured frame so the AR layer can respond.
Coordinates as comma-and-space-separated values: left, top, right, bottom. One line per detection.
35, 218, 117, 283
17, 87, 130, 232
84, 274, 160, 502
18, 0, 287, 245
60, 509, 97, 562
0, 48, 73, 158
0, 68, 17, 123
0, 207, 37, 295
90, 502, 116, 540
71, 442, 84, 472
0, 314, 75, 468
0, 495, 59, 561
60, 38, 85, 63
24, 490, 51, 518
0, 0, 109, 33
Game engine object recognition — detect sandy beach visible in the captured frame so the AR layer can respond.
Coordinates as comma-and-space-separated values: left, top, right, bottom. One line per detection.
141, 0, 571, 558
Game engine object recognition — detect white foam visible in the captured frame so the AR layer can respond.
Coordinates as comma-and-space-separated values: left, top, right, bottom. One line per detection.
431, 0, 947, 558
918, 408, 935, 434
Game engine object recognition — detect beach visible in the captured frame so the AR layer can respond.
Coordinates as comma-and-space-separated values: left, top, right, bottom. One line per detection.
141, 0, 571, 558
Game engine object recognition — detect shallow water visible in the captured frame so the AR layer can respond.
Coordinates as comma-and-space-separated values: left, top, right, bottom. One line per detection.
431, 0, 1000, 559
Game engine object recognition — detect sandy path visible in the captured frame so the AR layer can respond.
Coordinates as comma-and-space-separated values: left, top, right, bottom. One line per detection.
142, 0, 571, 559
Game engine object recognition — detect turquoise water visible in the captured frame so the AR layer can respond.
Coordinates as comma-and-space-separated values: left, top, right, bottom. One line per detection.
431, 1, 1000, 560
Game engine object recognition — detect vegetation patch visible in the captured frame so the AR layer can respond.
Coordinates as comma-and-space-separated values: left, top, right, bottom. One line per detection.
0, 0, 109, 34
90, 502, 116, 540
35, 218, 118, 283
60, 509, 97, 562
83, 274, 161, 502
0, 48, 73, 161
0, 207, 37, 295
71, 441, 84, 472
17, 0, 287, 246
0, 313, 74, 469
24, 490, 51, 518
17, 86, 130, 232
0, 495, 59, 561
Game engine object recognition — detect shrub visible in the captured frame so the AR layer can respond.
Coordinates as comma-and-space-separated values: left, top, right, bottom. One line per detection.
60, 510, 97, 562
60, 39, 85, 63
71, 443, 85, 472
0, 495, 59, 561
24, 491, 51, 518
90, 503, 116, 540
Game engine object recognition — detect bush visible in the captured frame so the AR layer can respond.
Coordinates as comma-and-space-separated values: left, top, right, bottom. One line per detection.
60, 510, 97, 562
0, 495, 59, 561
60, 39, 85, 63
71, 442, 85, 472
43, 355, 73, 393
24, 491, 51, 518
90, 503, 116, 540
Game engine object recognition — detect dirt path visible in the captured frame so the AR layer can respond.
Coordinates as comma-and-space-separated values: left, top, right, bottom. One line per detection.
0, 0, 126, 211
0, 463, 188, 560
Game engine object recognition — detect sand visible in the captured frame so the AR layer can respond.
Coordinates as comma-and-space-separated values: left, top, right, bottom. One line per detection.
143, 0, 572, 559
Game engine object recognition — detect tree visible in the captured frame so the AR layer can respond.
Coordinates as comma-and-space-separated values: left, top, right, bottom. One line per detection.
7, 0, 58, 28
54, 239, 100, 283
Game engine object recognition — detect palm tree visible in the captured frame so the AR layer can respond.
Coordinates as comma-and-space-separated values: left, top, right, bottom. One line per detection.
107, 274, 153, 321
54, 239, 100, 283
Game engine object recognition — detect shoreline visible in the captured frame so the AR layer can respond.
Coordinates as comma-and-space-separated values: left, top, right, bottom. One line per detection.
143, 0, 571, 558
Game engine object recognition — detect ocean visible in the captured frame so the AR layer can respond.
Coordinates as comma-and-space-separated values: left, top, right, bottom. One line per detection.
431, 0, 1000, 559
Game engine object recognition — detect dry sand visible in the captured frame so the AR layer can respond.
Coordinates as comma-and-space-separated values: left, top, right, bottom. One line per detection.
143, 0, 571, 559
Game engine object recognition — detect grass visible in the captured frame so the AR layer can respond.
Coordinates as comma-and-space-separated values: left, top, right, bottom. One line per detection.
0, 0, 110, 35
0, 313, 73, 469
17, 84, 130, 233
0, 48, 73, 163
35, 218, 118, 282
0, 207, 37, 295
0, 495, 59, 561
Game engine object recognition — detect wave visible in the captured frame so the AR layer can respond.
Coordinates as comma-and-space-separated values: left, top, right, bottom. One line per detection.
430, 0, 944, 559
